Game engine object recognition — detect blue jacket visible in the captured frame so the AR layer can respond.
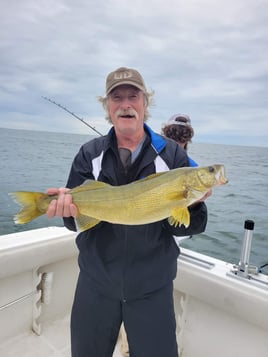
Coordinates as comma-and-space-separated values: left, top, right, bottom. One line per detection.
189, 156, 198, 167
64, 124, 207, 300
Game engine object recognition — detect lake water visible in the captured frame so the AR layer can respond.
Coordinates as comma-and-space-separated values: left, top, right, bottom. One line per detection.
1, 127, 268, 272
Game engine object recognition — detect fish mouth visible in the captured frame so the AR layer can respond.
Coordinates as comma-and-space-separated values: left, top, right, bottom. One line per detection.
213, 165, 228, 185
196, 165, 228, 189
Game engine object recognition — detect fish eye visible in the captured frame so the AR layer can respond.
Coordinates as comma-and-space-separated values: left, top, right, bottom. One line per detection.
208, 166, 215, 173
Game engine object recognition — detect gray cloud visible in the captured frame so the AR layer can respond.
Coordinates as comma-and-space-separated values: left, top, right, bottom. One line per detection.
0, 0, 267, 146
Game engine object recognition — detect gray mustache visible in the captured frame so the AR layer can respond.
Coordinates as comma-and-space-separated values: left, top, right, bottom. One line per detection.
115, 109, 138, 118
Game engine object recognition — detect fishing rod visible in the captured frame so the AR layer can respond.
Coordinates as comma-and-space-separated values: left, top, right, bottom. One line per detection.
42, 96, 103, 136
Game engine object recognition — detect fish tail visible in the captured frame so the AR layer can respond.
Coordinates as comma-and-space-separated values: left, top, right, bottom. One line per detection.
10, 191, 48, 224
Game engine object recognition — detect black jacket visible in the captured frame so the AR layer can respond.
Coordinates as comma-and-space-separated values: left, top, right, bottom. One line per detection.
64, 124, 207, 300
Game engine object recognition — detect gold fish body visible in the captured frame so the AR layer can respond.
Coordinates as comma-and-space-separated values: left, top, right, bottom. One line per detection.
11, 164, 227, 231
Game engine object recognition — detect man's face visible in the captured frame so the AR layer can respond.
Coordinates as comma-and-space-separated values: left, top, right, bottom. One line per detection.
107, 85, 145, 136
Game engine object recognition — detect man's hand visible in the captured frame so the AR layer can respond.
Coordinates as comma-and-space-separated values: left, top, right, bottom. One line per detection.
46, 187, 78, 218
199, 189, 212, 202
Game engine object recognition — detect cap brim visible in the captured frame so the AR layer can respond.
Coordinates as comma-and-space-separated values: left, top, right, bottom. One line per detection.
167, 113, 191, 126
107, 81, 146, 94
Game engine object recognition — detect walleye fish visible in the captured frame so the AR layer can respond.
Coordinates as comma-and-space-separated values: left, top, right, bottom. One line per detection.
11, 164, 227, 231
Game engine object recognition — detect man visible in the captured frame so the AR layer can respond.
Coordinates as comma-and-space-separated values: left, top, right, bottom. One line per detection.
47, 67, 208, 357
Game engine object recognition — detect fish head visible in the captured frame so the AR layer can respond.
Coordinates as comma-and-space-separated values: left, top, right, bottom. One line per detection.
196, 164, 228, 189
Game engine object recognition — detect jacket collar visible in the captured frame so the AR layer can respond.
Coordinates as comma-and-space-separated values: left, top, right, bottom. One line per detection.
107, 123, 167, 154
144, 123, 166, 154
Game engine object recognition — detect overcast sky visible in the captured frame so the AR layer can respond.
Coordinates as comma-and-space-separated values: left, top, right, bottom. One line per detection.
1, 0, 267, 147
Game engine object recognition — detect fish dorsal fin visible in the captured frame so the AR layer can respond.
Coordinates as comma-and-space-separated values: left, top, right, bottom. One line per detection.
70, 180, 110, 194
145, 171, 166, 179
133, 171, 167, 184
76, 214, 101, 231
82, 179, 109, 187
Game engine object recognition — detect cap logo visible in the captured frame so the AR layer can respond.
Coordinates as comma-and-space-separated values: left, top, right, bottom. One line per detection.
114, 70, 133, 80
106, 67, 146, 94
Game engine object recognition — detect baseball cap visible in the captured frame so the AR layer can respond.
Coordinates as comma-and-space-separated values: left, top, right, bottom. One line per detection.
167, 113, 192, 126
106, 67, 147, 95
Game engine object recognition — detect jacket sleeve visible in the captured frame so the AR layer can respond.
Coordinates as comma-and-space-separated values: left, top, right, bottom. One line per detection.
163, 202, 208, 236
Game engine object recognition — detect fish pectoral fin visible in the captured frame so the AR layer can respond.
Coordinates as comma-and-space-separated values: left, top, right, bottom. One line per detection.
76, 214, 101, 231
166, 191, 189, 201
168, 207, 190, 228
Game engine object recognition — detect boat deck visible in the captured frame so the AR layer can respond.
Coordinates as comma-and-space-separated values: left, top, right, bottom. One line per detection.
0, 314, 123, 357
1, 227, 268, 357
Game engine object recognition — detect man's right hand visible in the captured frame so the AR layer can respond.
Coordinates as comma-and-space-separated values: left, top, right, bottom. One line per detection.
46, 187, 78, 218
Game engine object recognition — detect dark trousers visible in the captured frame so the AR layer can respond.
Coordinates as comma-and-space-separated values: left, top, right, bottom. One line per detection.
71, 273, 178, 357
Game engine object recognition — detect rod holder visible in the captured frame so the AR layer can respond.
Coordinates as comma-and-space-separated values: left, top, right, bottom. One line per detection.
237, 220, 255, 277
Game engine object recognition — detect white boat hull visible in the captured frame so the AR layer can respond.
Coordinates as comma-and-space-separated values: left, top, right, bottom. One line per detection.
0, 227, 268, 356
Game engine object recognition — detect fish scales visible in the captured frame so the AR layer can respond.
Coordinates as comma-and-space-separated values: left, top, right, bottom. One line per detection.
10, 164, 227, 231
